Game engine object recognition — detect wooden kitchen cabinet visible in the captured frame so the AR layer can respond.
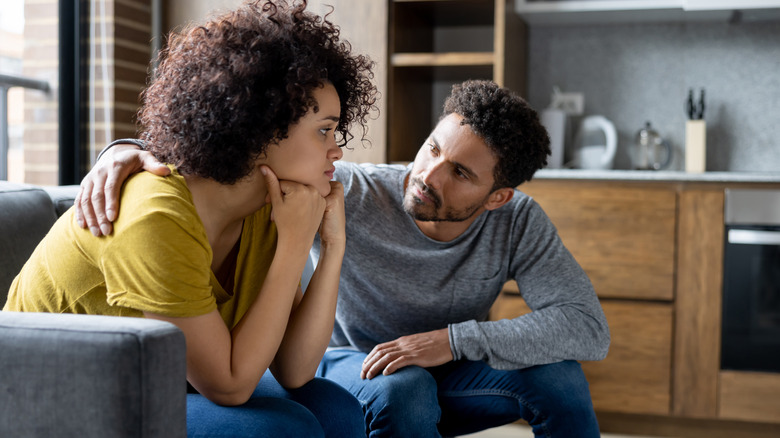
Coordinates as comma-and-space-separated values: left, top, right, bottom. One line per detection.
492, 283, 674, 415
519, 179, 677, 301
491, 179, 678, 415
489, 178, 780, 428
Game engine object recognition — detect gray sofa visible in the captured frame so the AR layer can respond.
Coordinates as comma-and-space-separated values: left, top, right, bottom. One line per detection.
0, 181, 186, 437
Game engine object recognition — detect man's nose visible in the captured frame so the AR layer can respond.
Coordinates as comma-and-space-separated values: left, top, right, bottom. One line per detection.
421, 161, 444, 189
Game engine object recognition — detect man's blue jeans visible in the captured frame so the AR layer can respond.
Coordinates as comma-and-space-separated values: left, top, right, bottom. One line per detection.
317, 350, 600, 437
186, 370, 365, 437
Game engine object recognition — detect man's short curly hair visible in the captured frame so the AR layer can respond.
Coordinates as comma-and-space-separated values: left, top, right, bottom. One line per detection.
137, 0, 377, 184
441, 80, 550, 189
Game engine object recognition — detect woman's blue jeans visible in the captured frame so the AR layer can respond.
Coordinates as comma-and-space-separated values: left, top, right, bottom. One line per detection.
186, 370, 365, 437
317, 350, 600, 437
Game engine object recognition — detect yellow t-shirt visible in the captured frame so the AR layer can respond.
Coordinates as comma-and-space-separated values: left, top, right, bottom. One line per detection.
4, 168, 277, 330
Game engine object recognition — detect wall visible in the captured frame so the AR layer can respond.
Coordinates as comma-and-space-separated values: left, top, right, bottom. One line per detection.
165, 0, 242, 30
164, 0, 387, 164
527, 19, 780, 172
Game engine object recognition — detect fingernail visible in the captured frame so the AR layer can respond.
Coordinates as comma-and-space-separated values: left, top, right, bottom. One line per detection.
76, 218, 84, 228
90, 227, 100, 237
260, 167, 267, 175
100, 223, 111, 235
106, 209, 116, 221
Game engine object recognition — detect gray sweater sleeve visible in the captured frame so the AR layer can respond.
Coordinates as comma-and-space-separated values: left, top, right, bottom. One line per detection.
448, 200, 610, 370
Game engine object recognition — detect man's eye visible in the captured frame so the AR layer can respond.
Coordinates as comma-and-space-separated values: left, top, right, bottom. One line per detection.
455, 168, 468, 179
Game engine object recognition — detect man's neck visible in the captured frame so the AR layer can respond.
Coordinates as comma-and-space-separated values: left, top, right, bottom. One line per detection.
413, 217, 479, 242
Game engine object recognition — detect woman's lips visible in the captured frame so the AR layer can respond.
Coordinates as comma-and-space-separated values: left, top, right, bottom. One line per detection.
325, 168, 335, 179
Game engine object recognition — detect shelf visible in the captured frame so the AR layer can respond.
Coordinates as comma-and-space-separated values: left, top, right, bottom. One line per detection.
387, 0, 526, 162
391, 52, 495, 67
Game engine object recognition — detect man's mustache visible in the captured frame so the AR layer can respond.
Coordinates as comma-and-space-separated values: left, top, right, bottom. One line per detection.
410, 177, 441, 208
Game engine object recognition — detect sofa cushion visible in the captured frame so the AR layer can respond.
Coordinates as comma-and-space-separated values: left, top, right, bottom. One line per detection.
43, 184, 79, 216
0, 182, 59, 302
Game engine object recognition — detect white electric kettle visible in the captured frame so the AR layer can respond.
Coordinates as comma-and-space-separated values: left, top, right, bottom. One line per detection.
572, 115, 617, 170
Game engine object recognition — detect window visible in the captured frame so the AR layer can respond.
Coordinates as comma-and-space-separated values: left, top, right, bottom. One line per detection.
1, 0, 59, 184
1, 0, 154, 185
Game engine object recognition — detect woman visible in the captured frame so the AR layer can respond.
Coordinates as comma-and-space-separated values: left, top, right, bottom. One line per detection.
4, 1, 376, 437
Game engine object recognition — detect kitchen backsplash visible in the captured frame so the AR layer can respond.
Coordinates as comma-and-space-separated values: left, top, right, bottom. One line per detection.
527, 19, 780, 172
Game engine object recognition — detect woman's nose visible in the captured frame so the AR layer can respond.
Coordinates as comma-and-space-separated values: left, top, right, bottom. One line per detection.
329, 137, 343, 161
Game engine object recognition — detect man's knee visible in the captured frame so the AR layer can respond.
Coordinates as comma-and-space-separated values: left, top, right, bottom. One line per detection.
373, 366, 438, 407
365, 366, 441, 431
521, 361, 596, 419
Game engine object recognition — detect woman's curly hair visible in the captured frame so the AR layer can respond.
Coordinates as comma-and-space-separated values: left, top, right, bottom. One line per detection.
137, 0, 377, 184
441, 80, 550, 189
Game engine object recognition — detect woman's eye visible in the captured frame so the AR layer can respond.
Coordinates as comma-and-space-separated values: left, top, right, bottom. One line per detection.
320, 128, 331, 135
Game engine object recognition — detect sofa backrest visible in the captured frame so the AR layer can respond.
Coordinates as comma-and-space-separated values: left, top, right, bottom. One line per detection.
0, 182, 78, 304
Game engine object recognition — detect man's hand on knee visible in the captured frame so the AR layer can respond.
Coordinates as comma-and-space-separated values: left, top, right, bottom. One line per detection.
361, 328, 453, 379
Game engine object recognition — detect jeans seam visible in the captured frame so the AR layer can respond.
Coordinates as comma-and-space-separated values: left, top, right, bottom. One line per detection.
438, 389, 552, 438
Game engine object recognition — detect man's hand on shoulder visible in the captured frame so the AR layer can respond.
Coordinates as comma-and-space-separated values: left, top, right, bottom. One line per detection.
75, 142, 169, 236
360, 328, 453, 379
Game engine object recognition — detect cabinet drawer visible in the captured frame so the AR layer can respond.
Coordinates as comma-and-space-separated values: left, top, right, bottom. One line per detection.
491, 290, 673, 415
719, 371, 780, 424
520, 180, 677, 300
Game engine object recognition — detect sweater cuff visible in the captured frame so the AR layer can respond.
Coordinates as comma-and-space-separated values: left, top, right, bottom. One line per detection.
448, 320, 485, 362
96, 138, 147, 162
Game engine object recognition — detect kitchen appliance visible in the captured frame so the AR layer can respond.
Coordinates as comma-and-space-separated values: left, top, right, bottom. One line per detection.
721, 189, 780, 373
632, 121, 672, 170
572, 115, 617, 170
540, 108, 567, 169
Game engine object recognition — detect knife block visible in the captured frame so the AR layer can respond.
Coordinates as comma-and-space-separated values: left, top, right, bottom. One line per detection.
685, 120, 706, 173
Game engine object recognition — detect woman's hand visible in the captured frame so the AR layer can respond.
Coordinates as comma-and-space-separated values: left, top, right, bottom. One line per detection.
75, 144, 169, 236
319, 181, 346, 248
261, 166, 326, 254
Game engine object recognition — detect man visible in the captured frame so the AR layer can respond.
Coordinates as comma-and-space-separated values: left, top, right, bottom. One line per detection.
77, 80, 610, 437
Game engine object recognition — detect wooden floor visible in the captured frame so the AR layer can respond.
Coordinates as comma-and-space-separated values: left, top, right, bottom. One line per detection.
463, 424, 661, 437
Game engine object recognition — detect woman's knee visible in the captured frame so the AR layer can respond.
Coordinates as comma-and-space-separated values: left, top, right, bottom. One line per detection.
291, 377, 365, 436
187, 394, 324, 438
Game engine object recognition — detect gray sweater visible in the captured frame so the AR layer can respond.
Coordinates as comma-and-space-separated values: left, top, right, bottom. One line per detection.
312, 162, 610, 370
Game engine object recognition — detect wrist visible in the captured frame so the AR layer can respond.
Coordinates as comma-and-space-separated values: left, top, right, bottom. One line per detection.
319, 236, 346, 252
96, 138, 146, 161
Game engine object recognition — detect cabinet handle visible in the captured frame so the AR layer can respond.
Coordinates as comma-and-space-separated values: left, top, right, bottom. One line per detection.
728, 229, 780, 245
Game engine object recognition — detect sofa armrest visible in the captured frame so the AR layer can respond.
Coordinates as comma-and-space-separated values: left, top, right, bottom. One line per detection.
0, 312, 187, 438
43, 184, 80, 217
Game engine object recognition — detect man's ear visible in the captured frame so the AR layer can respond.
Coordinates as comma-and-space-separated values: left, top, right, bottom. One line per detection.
484, 187, 514, 211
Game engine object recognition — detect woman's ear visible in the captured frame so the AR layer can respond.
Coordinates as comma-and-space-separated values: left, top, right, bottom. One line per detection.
483, 187, 514, 211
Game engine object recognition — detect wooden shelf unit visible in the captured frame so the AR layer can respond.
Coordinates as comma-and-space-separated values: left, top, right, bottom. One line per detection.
387, 0, 526, 163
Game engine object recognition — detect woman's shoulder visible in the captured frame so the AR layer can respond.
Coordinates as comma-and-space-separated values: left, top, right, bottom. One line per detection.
115, 168, 201, 231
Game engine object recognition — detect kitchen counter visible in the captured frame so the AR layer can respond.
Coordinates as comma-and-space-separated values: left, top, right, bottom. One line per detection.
535, 169, 780, 183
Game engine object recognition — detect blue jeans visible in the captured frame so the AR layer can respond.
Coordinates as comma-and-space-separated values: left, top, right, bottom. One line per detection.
317, 350, 599, 437
186, 370, 365, 437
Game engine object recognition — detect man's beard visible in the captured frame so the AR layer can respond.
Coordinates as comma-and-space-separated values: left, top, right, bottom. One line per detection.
403, 177, 485, 222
